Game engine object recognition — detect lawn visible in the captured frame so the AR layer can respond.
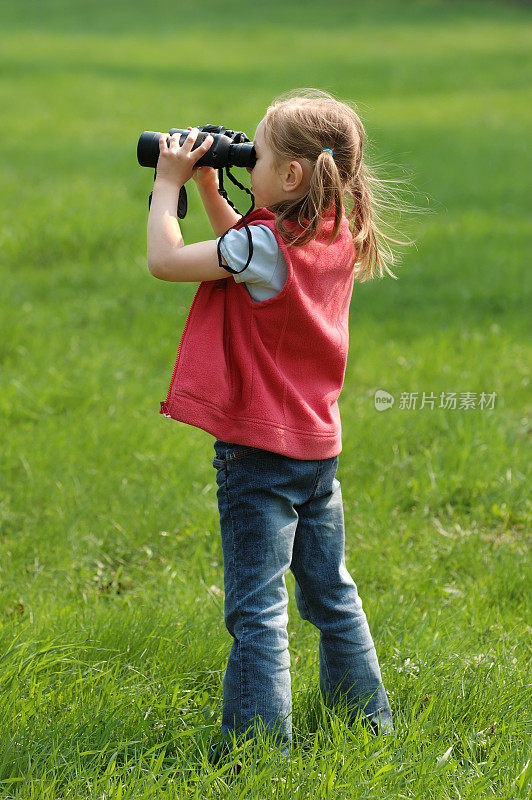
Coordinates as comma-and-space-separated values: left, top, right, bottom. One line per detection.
0, 0, 530, 797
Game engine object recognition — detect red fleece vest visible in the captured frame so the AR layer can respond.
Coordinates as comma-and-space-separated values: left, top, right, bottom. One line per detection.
159, 205, 356, 459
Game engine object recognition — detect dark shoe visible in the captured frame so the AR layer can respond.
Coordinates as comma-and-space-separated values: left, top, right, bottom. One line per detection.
368, 716, 394, 738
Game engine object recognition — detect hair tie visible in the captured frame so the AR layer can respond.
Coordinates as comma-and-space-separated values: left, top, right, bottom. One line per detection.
321, 148, 333, 156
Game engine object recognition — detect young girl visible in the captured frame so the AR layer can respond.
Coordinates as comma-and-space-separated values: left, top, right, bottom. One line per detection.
147, 88, 406, 764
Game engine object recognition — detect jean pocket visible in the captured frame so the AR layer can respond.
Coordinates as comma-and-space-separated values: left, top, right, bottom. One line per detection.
212, 457, 226, 468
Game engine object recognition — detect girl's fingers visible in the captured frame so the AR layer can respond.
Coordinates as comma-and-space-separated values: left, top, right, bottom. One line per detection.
181, 127, 199, 153
160, 129, 213, 160
192, 134, 213, 159
169, 132, 180, 151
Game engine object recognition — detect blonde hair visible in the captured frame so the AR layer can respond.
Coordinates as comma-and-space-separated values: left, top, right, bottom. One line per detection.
262, 88, 417, 282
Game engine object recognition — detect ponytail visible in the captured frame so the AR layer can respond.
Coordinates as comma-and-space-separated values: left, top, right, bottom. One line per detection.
263, 88, 420, 281
272, 148, 343, 247
345, 158, 420, 282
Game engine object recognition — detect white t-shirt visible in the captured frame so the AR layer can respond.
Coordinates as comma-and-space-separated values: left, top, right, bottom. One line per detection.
216, 224, 287, 302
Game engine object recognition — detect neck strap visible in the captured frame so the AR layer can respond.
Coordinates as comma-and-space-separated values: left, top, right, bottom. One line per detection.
216, 167, 256, 274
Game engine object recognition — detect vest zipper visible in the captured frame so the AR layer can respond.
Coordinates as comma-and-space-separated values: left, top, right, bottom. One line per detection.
160, 283, 203, 417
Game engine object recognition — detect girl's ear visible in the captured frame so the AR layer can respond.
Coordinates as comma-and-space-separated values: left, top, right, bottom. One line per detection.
283, 160, 307, 194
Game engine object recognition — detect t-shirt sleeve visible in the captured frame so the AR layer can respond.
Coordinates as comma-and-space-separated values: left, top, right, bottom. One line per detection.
216, 225, 285, 291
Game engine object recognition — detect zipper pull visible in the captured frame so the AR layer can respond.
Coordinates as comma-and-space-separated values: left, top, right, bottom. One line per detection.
160, 401, 172, 418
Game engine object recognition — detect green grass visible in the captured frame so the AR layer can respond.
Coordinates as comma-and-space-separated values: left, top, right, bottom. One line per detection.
1, 0, 531, 797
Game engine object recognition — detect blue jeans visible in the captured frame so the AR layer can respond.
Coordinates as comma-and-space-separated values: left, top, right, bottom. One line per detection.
212, 439, 393, 755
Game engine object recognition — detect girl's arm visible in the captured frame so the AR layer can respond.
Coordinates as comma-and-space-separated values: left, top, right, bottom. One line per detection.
147, 176, 232, 283
193, 167, 241, 236
147, 129, 234, 283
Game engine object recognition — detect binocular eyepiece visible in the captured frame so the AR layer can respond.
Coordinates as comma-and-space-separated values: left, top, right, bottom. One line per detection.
137, 124, 256, 171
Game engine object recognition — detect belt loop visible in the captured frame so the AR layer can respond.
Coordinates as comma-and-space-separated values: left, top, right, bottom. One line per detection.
309, 460, 322, 500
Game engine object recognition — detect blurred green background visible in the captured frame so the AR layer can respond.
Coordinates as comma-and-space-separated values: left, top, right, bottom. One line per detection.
0, 0, 530, 796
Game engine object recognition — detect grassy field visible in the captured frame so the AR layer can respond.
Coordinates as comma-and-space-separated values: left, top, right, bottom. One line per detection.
0, 0, 530, 797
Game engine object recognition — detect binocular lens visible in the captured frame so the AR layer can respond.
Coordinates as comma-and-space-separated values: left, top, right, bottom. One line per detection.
137, 131, 163, 169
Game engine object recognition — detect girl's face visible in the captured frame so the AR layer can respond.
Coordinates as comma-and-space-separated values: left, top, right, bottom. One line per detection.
247, 118, 310, 209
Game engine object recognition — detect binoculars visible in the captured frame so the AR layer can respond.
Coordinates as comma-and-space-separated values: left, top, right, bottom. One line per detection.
137, 124, 257, 171
137, 124, 256, 218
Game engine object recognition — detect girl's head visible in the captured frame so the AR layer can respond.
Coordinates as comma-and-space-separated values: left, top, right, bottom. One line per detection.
251, 88, 413, 281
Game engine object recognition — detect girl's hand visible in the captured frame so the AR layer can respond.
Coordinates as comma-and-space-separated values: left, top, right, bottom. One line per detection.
156, 127, 214, 186
192, 165, 219, 192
